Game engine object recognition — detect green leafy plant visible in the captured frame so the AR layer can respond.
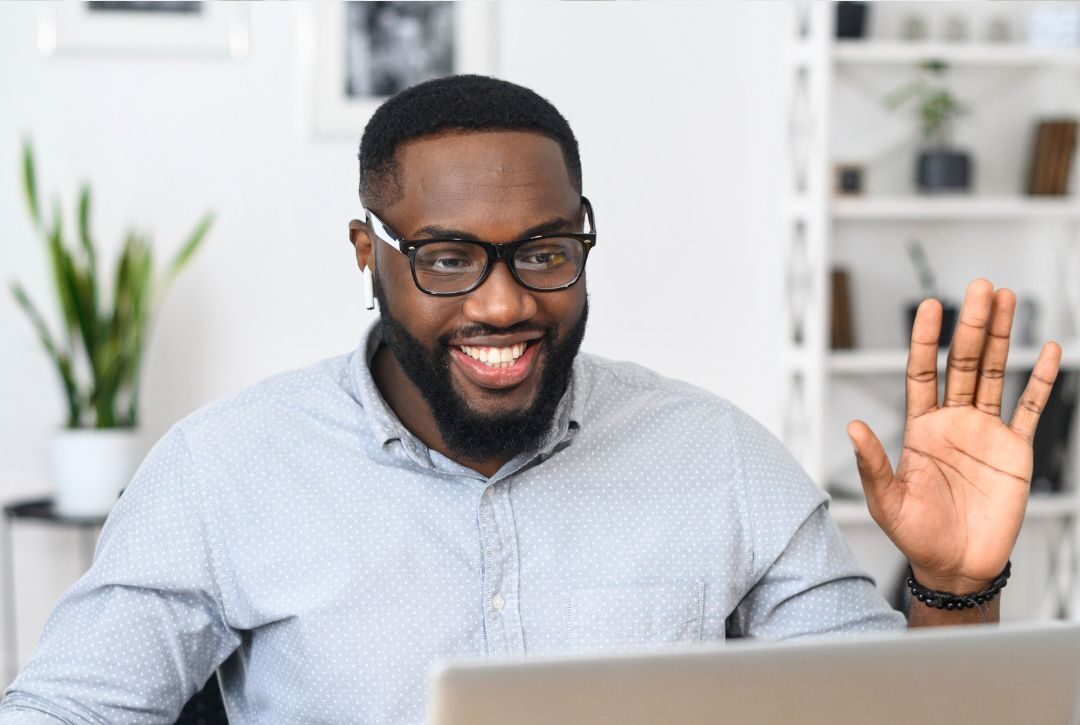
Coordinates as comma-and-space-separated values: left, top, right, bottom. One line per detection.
884, 60, 969, 147
10, 139, 213, 429
905, 237, 938, 299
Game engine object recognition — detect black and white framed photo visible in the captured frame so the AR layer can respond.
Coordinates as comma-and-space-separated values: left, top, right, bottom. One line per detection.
37, 1, 249, 59
308, 2, 497, 137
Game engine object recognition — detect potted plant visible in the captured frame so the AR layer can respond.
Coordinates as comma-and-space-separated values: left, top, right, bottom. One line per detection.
885, 60, 972, 193
904, 238, 958, 348
10, 140, 212, 517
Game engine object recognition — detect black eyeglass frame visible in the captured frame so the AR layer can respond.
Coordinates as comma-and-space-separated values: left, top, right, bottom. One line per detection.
364, 197, 597, 297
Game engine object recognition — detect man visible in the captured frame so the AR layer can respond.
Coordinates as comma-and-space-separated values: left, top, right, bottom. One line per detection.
0, 75, 1061, 723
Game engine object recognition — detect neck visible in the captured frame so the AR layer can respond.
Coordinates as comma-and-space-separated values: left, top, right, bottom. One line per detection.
371, 345, 507, 478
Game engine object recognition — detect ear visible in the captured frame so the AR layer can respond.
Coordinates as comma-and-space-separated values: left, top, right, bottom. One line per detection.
349, 219, 373, 271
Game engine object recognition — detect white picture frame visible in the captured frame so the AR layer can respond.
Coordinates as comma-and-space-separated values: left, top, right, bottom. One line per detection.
37, 2, 250, 59
307, 2, 498, 138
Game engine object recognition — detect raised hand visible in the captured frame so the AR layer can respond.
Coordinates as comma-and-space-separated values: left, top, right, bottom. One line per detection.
848, 279, 1062, 594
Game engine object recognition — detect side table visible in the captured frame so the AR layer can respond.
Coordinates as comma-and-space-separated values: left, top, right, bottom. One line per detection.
1, 498, 106, 685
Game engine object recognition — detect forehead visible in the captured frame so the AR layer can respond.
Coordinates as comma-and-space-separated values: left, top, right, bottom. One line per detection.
386, 130, 579, 237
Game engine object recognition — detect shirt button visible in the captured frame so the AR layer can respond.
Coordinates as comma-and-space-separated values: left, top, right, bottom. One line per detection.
491, 594, 505, 611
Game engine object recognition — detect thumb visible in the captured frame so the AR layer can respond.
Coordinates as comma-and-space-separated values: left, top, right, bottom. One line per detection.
847, 420, 899, 525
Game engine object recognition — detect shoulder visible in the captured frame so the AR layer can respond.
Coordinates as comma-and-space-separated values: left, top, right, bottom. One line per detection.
573, 350, 824, 515
174, 351, 358, 447
573, 352, 741, 434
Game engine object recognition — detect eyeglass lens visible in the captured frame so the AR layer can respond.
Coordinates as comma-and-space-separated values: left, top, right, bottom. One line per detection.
413, 237, 586, 294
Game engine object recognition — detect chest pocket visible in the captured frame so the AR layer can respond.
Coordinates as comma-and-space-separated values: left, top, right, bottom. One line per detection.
566, 580, 706, 653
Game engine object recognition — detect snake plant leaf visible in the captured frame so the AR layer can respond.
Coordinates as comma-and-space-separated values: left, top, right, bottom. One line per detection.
45, 202, 80, 337
14, 140, 212, 429
77, 185, 97, 278
11, 282, 81, 426
21, 139, 42, 230
162, 212, 213, 292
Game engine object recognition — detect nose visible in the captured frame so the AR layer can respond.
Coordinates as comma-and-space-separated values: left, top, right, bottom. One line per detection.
461, 258, 537, 329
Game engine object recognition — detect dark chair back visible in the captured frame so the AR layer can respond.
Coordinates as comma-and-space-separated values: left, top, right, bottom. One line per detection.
174, 675, 229, 724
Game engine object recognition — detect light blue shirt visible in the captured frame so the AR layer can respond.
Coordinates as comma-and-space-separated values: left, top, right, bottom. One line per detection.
0, 323, 903, 723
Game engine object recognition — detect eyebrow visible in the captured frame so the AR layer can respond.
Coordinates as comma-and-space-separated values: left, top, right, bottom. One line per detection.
410, 216, 576, 241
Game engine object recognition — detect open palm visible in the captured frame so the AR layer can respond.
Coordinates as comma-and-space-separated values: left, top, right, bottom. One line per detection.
849, 280, 1062, 592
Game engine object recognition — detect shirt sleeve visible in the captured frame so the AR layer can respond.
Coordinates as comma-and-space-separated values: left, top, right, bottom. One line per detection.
0, 426, 241, 723
723, 404, 906, 638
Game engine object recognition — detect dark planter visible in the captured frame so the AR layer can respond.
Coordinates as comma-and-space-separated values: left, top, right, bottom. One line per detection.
907, 301, 959, 348
917, 149, 971, 193
836, 2, 868, 39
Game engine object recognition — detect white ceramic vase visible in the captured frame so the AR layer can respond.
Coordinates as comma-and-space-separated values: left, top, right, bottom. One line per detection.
49, 428, 143, 518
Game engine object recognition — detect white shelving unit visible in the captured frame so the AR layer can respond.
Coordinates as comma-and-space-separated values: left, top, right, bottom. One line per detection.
784, 1, 1080, 620
834, 41, 1080, 68
829, 343, 1080, 375
832, 196, 1080, 221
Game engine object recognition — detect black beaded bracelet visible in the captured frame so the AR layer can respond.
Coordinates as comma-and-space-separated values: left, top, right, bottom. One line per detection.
906, 561, 1011, 611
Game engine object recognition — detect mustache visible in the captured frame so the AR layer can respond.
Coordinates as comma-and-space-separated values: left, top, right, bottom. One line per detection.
438, 321, 552, 346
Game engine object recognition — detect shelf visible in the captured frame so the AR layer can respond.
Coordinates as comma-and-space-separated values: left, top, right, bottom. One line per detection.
832, 196, 1080, 221
829, 493, 1080, 527
833, 41, 1080, 68
829, 344, 1080, 375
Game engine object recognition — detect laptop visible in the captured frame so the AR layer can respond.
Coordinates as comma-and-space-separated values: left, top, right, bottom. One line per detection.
428, 622, 1080, 725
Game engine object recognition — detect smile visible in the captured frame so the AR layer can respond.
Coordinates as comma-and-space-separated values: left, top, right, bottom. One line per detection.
458, 343, 528, 369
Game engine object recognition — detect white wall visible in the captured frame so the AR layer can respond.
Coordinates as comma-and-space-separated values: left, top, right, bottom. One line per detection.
0, 2, 788, 668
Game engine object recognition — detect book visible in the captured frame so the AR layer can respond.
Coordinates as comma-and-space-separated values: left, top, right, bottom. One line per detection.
1028, 119, 1078, 196
830, 267, 855, 350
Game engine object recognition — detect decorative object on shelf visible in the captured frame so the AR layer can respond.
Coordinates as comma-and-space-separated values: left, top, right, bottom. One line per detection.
985, 17, 1011, 44
900, 14, 928, 42
833, 163, 864, 195
1027, 5, 1080, 50
835, 2, 867, 40
307, 2, 496, 137
1029, 371, 1078, 494
884, 60, 972, 194
1016, 298, 1039, 348
10, 141, 213, 517
1026, 119, 1078, 196
904, 239, 957, 347
830, 267, 855, 350
1065, 243, 1080, 340
35, 1, 249, 58
942, 15, 969, 43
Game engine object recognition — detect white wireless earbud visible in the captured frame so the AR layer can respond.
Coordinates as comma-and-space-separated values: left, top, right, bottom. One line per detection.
362, 266, 375, 311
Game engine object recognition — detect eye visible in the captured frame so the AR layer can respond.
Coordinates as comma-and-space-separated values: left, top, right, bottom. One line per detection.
522, 251, 567, 267
515, 239, 576, 271
430, 255, 472, 271
413, 242, 485, 277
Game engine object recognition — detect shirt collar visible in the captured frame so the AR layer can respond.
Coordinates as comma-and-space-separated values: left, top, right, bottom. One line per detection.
349, 321, 583, 476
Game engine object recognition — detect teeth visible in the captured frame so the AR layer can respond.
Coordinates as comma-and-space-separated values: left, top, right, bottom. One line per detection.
459, 342, 529, 368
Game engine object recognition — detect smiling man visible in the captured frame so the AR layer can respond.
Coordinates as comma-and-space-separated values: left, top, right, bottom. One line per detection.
0, 75, 1062, 724
356, 122, 591, 478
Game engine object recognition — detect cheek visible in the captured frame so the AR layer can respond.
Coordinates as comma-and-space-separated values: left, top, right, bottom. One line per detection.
543, 286, 587, 335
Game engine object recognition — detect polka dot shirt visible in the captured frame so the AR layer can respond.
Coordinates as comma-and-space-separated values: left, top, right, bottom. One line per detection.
0, 323, 904, 724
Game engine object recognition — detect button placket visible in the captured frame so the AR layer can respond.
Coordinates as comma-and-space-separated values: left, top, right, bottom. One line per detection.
477, 485, 509, 655
486, 481, 525, 654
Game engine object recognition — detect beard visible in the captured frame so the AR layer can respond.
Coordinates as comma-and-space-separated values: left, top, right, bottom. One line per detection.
376, 294, 589, 465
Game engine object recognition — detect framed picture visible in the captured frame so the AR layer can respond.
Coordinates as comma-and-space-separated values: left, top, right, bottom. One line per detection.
37, 1, 249, 59
308, 2, 498, 138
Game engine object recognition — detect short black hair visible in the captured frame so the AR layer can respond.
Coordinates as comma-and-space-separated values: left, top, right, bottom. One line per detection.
358, 74, 582, 209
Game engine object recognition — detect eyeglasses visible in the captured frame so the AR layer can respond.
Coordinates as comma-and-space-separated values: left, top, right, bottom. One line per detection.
364, 197, 597, 296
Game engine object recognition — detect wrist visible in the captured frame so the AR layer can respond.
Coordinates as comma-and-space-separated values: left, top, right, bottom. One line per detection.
909, 569, 994, 595
906, 561, 1011, 615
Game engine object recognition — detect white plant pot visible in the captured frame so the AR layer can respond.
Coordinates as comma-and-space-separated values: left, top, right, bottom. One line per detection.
49, 428, 143, 518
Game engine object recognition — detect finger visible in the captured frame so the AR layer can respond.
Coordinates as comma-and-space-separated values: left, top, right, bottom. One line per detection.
944, 279, 993, 407
906, 298, 942, 419
973, 288, 1016, 417
1009, 341, 1063, 444
848, 420, 899, 525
